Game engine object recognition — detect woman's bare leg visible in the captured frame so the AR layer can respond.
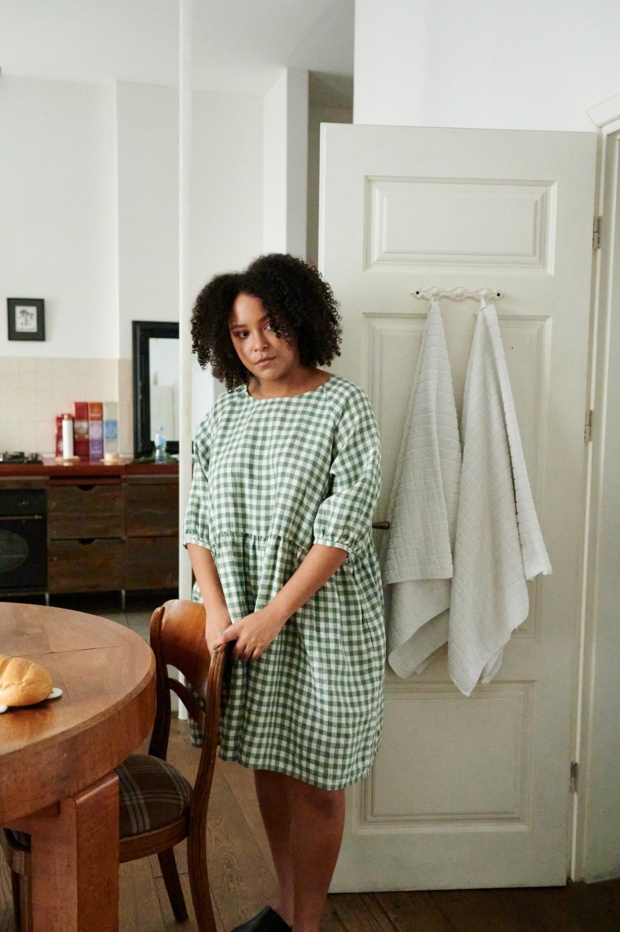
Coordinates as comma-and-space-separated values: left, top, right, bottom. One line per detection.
254, 770, 345, 932
288, 777, 345, 931
254, 770, 295, 925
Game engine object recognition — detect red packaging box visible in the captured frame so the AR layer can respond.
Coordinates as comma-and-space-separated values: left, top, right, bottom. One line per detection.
72, 402, 90, 460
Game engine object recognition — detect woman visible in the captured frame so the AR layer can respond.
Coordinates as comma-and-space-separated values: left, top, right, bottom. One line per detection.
184, 253, 385, 932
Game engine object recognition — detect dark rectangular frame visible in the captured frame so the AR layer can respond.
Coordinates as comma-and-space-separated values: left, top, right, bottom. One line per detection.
7, 298, 46, 341
132, 320, 179, 458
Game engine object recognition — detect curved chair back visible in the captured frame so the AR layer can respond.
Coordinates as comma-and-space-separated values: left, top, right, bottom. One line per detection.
149, 599, 229, 931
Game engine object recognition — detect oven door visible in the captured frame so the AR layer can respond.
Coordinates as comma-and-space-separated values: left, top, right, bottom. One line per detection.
0, 490, 47, 591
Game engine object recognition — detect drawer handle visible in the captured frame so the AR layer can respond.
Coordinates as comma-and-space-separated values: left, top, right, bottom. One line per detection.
77, 538, 96, 545
77, 485, 96, 492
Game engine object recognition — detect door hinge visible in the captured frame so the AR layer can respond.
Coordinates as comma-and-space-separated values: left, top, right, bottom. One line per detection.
570, 761, 579, 793
593, 216, 602, 250
584, 409, 594, 443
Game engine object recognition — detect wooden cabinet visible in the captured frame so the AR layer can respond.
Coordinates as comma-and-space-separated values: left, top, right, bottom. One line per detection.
48, 539, 126, 592
46, 471, 178, 594
125, 476, 178, 590
47, 478, 125, 593
48, 480, 124, 539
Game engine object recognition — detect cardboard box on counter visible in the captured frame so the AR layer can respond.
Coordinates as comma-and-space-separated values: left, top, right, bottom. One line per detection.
72, 402, 89, 459
88, 402, 104, 461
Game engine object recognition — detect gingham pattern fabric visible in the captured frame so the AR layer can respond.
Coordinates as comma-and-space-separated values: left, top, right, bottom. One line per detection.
184, 376, 385, 790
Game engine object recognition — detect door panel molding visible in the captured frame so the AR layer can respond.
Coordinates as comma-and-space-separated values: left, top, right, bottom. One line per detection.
364, 176, 557, 272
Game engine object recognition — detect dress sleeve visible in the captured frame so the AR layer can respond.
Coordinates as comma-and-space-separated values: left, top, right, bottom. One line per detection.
183, 412, 214, 551
312, 388, 381, 557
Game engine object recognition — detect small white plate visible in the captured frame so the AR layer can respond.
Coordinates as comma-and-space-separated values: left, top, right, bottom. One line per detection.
0, 688, 62, 713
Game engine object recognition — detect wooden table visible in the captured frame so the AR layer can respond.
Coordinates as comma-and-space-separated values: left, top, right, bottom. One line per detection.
0, 602, 156, 931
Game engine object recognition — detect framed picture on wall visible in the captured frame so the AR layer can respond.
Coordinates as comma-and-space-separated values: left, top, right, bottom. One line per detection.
7, 298, 45, 341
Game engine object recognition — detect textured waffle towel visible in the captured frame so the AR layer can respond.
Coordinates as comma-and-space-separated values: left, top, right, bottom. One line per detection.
382, 300, 462, 677
448, 304, 552, 696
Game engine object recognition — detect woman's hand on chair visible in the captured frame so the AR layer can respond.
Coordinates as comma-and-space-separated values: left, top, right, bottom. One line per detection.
217, 608, 287, 662
206, 610, 232, 655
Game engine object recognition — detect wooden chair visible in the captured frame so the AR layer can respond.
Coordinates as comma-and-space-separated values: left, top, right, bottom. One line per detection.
1, 598, 229, 932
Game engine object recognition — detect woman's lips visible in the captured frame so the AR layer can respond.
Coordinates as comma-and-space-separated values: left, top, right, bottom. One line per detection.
256, 357, 275, 366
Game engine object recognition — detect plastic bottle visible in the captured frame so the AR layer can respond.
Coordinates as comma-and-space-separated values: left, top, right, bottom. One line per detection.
154, 426, 167, 463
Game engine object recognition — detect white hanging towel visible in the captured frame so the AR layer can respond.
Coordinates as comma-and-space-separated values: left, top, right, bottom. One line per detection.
449, 304, 552, 696
382, 299, 462, 677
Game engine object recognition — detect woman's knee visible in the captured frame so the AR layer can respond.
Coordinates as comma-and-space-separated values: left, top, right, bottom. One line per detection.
292, 780, 345, 820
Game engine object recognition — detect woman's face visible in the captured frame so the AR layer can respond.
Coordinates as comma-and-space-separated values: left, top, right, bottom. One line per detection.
229, 293, 301, 385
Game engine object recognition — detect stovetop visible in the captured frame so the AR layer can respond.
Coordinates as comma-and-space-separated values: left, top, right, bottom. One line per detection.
0, 451, 44, 464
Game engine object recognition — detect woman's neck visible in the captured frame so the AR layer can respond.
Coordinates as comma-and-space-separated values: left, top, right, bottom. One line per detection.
248, 367, 331, 399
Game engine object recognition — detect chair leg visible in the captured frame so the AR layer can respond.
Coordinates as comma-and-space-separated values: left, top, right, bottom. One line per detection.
157, 847, 188, 922
10, 869, 21, 931
11, 869, 33, 932
187, 827, 217, 932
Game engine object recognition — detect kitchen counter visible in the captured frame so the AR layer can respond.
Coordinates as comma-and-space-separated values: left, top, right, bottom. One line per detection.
0, 460, 180, 597
0, 459, 179, 479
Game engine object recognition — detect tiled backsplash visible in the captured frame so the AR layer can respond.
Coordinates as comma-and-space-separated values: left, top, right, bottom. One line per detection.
0, 356, 134, 456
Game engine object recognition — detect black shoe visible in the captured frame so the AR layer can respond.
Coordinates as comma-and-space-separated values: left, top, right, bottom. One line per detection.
230, 905, 292, 931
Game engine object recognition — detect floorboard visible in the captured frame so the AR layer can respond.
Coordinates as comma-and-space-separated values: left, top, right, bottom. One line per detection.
377, 890, 456, 931
327, 892, 396, 930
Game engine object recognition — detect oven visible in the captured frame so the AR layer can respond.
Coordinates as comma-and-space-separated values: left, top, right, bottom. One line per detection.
0, 488, 47, 593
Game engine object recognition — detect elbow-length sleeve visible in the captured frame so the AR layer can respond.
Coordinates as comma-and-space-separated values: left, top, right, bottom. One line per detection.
313, 388, 381, 557
183, 413, 214, 551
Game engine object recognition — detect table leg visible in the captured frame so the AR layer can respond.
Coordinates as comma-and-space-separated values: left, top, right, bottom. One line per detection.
28, 771, 120, 932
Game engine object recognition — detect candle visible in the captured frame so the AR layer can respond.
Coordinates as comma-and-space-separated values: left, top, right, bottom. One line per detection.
61, 414, 74, 459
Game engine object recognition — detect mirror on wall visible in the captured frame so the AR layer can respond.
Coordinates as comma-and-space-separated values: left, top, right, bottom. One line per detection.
132, 321, 179, 458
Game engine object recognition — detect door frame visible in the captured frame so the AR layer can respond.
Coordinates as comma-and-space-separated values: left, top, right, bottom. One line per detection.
573, 92, 620, 882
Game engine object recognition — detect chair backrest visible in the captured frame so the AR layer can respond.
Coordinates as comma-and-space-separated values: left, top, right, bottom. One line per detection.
148, 599, 229, 764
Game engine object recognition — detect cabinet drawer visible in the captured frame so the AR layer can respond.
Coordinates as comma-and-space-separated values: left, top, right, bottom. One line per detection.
48, 484, 124, 539
126, 537, 178, 590
125, 480, 178, 537
48, 539, 125, 592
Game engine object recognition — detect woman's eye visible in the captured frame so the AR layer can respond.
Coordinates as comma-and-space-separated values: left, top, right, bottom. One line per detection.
264, 321, 274, 331
233, 330, 248, 339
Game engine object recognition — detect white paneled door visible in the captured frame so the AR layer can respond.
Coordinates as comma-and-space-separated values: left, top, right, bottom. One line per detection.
319, 125, 596, 889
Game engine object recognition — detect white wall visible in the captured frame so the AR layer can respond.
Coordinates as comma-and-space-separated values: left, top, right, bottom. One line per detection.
0, 74, 263, 450
263, 68, 308, 257
307, 102, 352, 265
190, 86, 264, 432
354, 0, 620, 131
191, 89, 263, 293
116, 81, 179, 359
0, 75, 118, 358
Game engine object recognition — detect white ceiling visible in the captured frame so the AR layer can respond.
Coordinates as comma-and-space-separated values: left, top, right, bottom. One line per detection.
0, 0, 354, 96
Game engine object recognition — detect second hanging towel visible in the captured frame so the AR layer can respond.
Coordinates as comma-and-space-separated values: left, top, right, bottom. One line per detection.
448, 304, 552, 696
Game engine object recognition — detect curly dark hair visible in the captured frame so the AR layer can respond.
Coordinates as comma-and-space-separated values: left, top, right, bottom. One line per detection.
191, 253, 342, 390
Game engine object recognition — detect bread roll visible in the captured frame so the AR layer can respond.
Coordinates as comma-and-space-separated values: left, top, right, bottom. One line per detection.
0, 653, 53, 707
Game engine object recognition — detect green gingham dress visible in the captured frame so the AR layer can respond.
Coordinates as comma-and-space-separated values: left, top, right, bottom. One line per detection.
183, 375, 385, 790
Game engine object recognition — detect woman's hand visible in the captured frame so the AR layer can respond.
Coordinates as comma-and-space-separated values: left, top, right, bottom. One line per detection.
216, 607, 287, 662
205, 609, 232, 655
213, 545, 347, 661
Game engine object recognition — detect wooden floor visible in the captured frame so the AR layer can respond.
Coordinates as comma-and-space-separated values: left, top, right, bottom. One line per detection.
2, 717, 620, 931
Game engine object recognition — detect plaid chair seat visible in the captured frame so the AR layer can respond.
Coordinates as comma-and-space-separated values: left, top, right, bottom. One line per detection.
6, 754, 192, 850
116, 754, 192, 836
